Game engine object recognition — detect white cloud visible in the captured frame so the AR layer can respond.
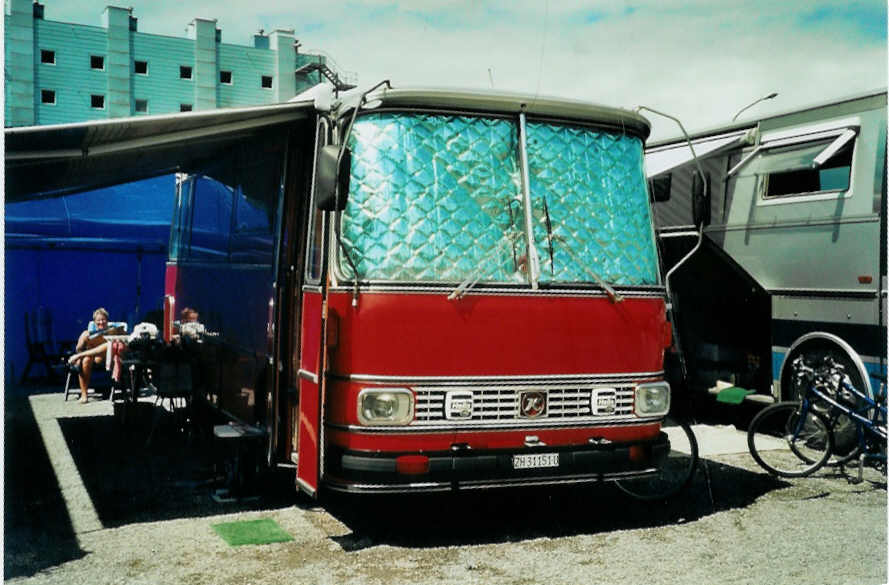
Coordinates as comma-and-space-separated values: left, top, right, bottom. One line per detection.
35, 0, 887, 139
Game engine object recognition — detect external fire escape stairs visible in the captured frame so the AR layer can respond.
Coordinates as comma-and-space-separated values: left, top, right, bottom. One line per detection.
294, 62, 356, 92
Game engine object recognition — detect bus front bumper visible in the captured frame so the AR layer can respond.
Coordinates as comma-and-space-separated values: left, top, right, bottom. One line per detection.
323, 431, 670, 493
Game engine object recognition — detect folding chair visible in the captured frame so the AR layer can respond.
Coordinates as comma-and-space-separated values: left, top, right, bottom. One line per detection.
63, 361, 115, 401
21, 308, 72, 384
63, 322, 127, 401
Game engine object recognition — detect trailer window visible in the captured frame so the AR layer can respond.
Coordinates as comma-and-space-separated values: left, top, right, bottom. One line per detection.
526, 122, 659, 285
341, 112, 526, 283
761, 136, 854, 199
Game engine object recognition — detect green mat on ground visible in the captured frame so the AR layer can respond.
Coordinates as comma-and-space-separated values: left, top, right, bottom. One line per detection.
212, 518, 293, 546
715, 386, 755, 404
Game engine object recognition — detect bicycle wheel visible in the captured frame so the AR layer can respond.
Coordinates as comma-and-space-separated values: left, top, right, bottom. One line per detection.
615, 418, 698, 501
747, 402, 833, 478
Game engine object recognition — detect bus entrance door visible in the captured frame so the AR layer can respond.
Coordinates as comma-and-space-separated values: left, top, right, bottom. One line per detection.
295, 290, 325, 497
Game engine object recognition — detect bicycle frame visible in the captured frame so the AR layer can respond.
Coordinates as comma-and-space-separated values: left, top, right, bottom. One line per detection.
806, 375, 887, 442
795, 358, 887, 479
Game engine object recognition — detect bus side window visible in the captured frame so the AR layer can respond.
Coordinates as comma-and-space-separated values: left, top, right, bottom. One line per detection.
190, 176, 234, 261
306, 117, 329, 283
306, 208, 324, 281
230, 158, 278, 265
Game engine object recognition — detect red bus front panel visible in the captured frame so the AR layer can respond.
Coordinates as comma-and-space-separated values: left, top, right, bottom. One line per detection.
320, 289, 669, 492
325, 291, 667, 378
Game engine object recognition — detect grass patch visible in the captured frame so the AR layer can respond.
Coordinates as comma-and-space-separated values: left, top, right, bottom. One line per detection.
212, 518, 293, 547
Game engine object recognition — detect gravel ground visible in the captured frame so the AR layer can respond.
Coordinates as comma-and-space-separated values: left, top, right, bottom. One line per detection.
4, 389, 887, 585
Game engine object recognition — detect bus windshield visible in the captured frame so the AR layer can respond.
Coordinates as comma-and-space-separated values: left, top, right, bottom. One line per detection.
339, 111, 659, 287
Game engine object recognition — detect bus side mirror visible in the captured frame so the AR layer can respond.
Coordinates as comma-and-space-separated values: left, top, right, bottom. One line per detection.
649, 174, 672, 202
316, 145, 352, 211
692, 170, 711, 227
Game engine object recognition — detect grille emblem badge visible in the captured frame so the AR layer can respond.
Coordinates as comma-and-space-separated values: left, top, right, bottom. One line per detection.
592, 388, 617, 415
519, 391, 547, 418
445, 390, 473, 420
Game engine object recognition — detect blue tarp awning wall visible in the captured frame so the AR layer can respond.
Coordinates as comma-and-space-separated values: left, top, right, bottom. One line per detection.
4, 99, 315, 385
5, 175, 175, 383
6, 175, 174, 248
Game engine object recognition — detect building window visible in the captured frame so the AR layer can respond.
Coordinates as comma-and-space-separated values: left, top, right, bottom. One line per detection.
180, 104, 193, 112
40, 89, 56, 105
134, 60, 148, 75
40, 50, 55, 64
220, 70, 232, 84
180, 65, 192, 80
135, 99, 148, 113
90, 55, 104, 70
261, 75, 273, 89
91, 94, 105, 109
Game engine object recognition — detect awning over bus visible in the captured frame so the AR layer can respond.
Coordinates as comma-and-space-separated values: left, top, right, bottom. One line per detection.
5, 100, 315, 201
644, 131, 751, 178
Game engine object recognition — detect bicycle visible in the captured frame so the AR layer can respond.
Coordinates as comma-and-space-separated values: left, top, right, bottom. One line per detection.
747, 356, 886, 480
615, 415, 699, 500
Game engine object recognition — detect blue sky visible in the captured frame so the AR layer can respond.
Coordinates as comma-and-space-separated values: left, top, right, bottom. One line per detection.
24, 0, 888, 139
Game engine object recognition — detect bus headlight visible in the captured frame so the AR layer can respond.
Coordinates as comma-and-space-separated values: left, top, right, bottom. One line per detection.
634, 382, 670, 417
357, 388, 414, 425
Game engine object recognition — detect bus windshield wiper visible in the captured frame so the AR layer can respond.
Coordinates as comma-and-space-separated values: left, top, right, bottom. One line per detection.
555, 238, 624, 303
448, 233, 519, 301
543, 202, 623, 304
542, 196, 555, 275
506, 199, 521, 271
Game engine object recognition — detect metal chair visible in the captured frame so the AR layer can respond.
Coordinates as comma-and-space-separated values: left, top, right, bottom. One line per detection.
63, 359, 115, 401
21, 309, 72, 385
63, 323, 127, 401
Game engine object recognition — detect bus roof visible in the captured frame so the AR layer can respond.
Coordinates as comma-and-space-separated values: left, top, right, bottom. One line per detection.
358, 85, 652, 140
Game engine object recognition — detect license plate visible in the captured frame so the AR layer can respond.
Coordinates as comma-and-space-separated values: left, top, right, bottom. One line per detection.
512, 453, 559, 469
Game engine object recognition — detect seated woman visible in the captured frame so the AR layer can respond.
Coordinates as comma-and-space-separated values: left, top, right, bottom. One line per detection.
67, 307, 122, 403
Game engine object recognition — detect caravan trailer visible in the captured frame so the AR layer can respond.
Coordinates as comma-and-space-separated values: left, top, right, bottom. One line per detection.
646, 90, 887, 406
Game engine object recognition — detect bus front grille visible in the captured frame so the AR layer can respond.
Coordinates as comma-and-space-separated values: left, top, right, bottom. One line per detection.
412, 384, 637, 426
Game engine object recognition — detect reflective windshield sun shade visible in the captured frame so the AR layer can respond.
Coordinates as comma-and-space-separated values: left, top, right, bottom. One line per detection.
341, 113, 525, 282
525, 122, 659, 285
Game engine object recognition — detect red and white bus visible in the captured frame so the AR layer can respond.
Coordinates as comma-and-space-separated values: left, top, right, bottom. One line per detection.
161, 85, 674, 495
4, 83, 673, 496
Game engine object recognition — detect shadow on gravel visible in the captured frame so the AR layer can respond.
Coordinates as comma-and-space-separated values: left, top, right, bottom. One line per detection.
321, 459, 788, 551
5, 385, 798, 570
4, 393, 85, 579
4, 389, 298, 578
55, 403, 297, 528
